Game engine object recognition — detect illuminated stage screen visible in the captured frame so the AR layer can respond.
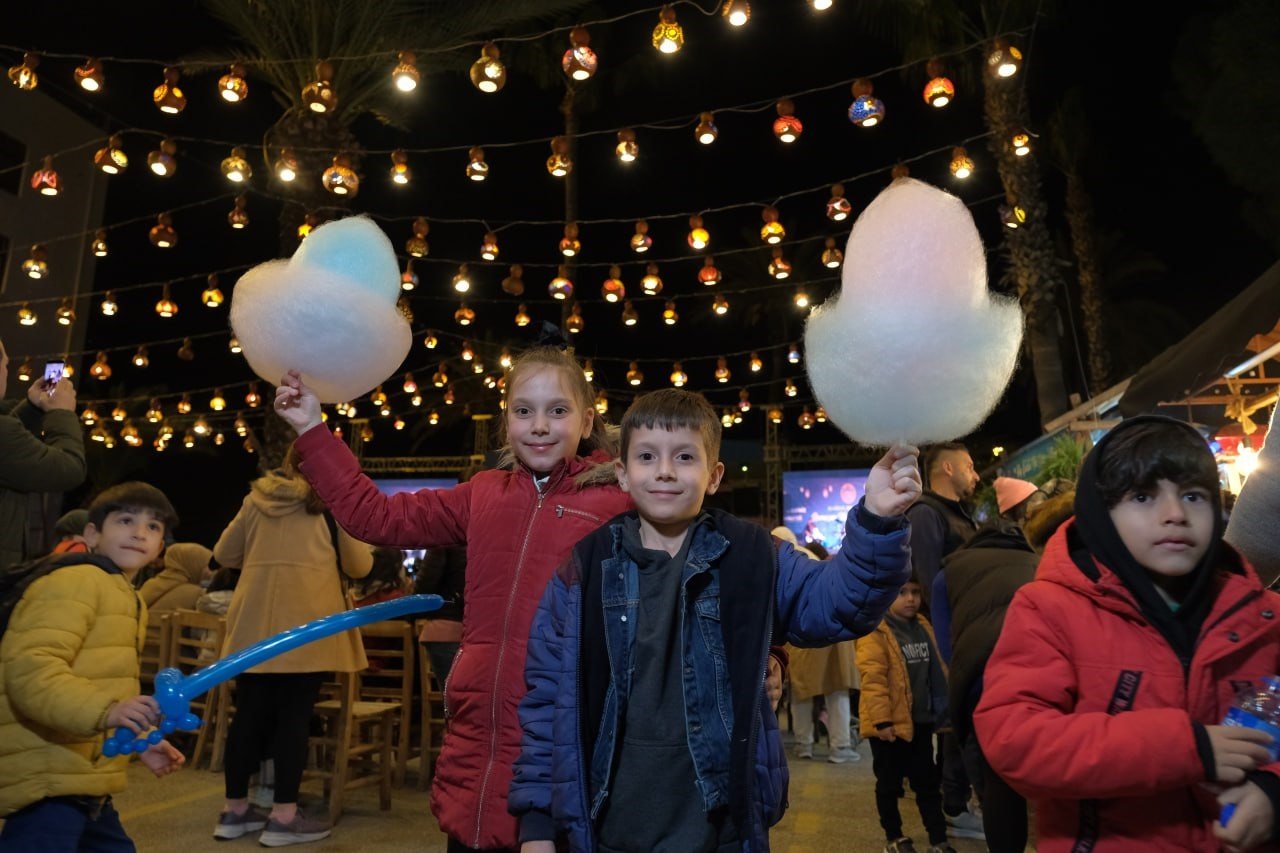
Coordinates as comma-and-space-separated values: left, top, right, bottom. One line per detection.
370, 477, 457, 497
781, 468, 871, 551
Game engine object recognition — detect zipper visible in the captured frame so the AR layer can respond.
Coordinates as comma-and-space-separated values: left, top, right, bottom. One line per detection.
442, 646, 463, 720
473, 482, 549, 848
743, 547, 779, 838
557, 504, 603, 524
578, 565, 595, 846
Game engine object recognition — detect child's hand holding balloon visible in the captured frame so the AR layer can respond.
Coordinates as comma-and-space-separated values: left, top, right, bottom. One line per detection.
274, 370, 323, 435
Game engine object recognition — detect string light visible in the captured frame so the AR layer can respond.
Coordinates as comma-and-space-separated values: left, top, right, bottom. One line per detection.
785, 379, 799, 398
229, 335, 242, 354
822, 237, 844, 269
470, 42, 506, 92
55, 298, 75, 326
480, 232, 499, 261
177, 393, 193, 414
715, 357, 731, 382
547, 136, 572, 177
848, 79, 884, 127
502, 264, 525, 295
641, 263, 663, 295
987, 38, 1022, 78
193, 416, 211, 437
749, 353, 763, 372
687, 215, 709, 250
627, 361, 644, 386
827, 183, 852, 221
721, 408, 735, 428
31, 156, 59, 196
559, 223, 581, 257
234, 413, 248, 435
595, 392, 609, 415
816, 406, 827, 423
810, 0, 833, 9
1000, 201, 1027, 229
218, 63, 248, 102
221, 147, 252, 183
153, 67, 186, 114
210, 389, 226, 411
631, 220, 652, 253
452, 264, 472, 293
500, 348, 513, 369
155, 283, 178, 318
798, 406, 815, 429
602, 266, 626, 302
515, 304, 531, 327
769, 248, 792, 279
1011, 128, 1032, 156
423, 329, 439, 349
245, 382, 262, 407
133, 345, 150, 368
276, 148, 299, 182
89, 351, 112, 380
92, 230, 109, 257
100, 291, 117, 315
432, 364, 449, 388
566, 303, 585, 334
949, 146, 974, 179
460, 341, 475, 362
760, 206, 785, 243
406, 217, 429, 257
322, 153, 359, 196
444, 385, 455, 405
400, 260, 418, 291
455, 303, 475, 326
769, 406, 783, 425
303, 61, 337, 112
699, 256, 722, 285
389, 149, 411, 184
297, 212, 319, 240
723, 0, 750, 26
94, 134, 128, 174
16, 303, 37, 326
923, 60, 955, 107
670, 362, 688, 387
788, 342, 802, 364
392, 51, 420, 92
177, 337, 195, 361
696, 112, 718, 145
371, 385, 388, 407
466, 146, 488, 181
227, 194, 250, 229
549, 265, 574, 300
563, 26, 598, 80
663, 299, 679, 326
616, 129, 638, 162
16, 359, 34, 383
149, 213, 177, 248
621, 300, 639, 326
773, 99, 802, 143
712, 293, 729, 316
653, 6, 684, 54
22, 245, 48, 279
148, 138, 178, 176
75, 57, 103, 92
8, 53, 38, 90
793, 286, 810, 308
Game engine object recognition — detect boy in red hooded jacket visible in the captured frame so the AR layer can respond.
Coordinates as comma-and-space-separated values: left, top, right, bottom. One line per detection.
975, 417, 1280, 852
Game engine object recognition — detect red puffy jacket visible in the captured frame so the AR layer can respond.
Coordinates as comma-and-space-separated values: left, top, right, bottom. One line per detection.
975, 521, 1280, 852
295, 426, 629, 849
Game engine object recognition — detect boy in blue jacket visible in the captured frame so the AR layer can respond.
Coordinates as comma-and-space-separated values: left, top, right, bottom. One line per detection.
510, 389, 921, 852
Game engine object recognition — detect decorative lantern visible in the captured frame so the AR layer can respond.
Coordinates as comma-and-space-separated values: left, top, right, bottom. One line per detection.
55, 299, 75, 326
653, 6, 684, 53
923, 60, 955, 107
769, 248, 792, 280
153, 67, 186, 114
392, 51, 419, 92
471, 42, 506, 92
602, 266, 626, 302
822, 237, 844, 269
276, 147, 299, 182
389, 149, 411, 184
987, 38, 1022, 78
94, 134, 128, 175
559, 223, 581, 257
31, 155, 59, 195
452, 264, 472, 293
322, 153, 359, 196
16, 303, 37, 326
76, 57, 104, 92
749, 353, 763, 373
218, 63, 248, 102
100, 291, 117, 315
515, 304, 531, 327
641, 263, 663, 295
502, 264, 525, 296
455, 303, 476, 326
630, 220, 652, 253
627, 362, 644, 386
670, 362, 688, 387
848, 79, 884, 127
149, 213, 177, 248
621, 300, 639, 326
302, 61, 337, 112
949, 146, 975, 179
22, 245, 48, 279
227, 195, 250, 229
133, 346, 150, 368
562, 27, 598, 80
407, 217, 429, 257
480, 232, 499, 261
773, 99, 803, 143
760, 205, 785, 243
616, 129, 638, 162
549, 265, 574, 300
715, 357, 731, 382
1011, 128, 1032, 156
148, 138, 178, 176
696, 112, 718, 145
7, 53, 38, 90
566, 303, 585, 334
687, 215, 709, 250
699, 256, 722, 285
466, 146, 488, 181
662, 300, 679, 326
92, 230, 109, 257
827, 183, 852, 221
221, 147, 252, 182
547, 136, 572, 177
155, 283, 178, 318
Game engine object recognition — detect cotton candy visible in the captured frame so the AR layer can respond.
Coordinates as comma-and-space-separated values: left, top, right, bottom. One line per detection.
804, 178, 1023, 446
229, 216, 411, 404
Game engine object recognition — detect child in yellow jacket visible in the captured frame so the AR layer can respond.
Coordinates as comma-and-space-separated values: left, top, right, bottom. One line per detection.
856, 577, 954, 853
0, 482, 185, 850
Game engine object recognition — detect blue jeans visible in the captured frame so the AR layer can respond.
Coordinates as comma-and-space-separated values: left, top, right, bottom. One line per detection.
0, 795, 135, 852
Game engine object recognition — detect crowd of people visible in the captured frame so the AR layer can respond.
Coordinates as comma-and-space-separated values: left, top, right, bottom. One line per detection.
2, 335, 1280, 853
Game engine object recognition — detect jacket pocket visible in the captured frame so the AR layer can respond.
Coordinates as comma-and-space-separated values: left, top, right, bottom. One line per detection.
443, 645, 464, 721
695, 596, 726, 659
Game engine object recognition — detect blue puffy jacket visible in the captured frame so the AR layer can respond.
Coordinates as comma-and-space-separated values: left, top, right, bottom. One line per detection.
509, 503, 912, 852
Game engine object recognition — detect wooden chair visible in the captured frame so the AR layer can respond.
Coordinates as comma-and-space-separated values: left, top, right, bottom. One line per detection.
357, 620, 417, 787
139, 611, 170, 691
164, 608, 231, 770
414, 620, 449, 790
309, 672, 399, 823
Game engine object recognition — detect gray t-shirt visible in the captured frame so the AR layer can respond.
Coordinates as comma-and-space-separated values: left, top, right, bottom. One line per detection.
887, 614, 935, 723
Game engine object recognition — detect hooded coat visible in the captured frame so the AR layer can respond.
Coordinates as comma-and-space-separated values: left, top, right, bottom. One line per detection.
214, 471, 373, 674
139, 542, 212, 612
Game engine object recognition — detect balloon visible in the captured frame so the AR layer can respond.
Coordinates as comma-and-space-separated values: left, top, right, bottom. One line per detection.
103, 594, 442, 757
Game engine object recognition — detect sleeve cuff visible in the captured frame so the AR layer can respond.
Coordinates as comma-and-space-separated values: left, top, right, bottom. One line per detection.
855, 498, 907, 535
518, 809, 556, 844
1244, 770, 1280, 841
1192, 722, 1216, 782
875, 721, 893, 730
293, 422, 333, 456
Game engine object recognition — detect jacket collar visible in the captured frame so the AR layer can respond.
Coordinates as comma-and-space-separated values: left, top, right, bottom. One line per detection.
607, 511, 728, 568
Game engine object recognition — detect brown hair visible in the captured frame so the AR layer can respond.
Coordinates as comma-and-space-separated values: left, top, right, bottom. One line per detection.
283, 442, 326, 515
619, 389, 721, 466
88, 482, 179, 532
495, 346, 617, 473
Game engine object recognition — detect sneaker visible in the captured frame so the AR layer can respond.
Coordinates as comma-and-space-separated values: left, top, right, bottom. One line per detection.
258, 813, 332, 847
927, 846, 958, 853
884, 838, 917, 853
213, 807, 269, 840
946, 809, 986, 840
795, 743, 814, 759
828, 746, 861, 764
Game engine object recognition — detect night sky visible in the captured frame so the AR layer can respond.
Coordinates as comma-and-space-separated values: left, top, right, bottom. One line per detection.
1, 1, 1273, 543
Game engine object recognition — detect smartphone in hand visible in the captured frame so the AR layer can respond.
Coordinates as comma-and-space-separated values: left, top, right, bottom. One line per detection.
42, 361, 65, 395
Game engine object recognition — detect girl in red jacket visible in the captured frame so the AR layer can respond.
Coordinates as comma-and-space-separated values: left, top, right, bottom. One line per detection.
275, 346, 630, 851
974, 416, 1280, 853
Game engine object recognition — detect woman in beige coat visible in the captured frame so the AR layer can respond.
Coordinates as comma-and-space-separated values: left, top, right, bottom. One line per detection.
212, 444, 372, 845
139, 542, 212, 612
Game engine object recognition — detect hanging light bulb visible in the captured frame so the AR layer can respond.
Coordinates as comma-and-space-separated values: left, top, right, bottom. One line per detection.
769, 407, 784, 425
696, 112, 718, 145
153, 67, 186, 114
427, 409, 440, 426
588, 391, 606, 416
276, 147, 299, 182
8, 52, 38, 90
480, 231, 499, 261
627, 361, 644, 386
515, 304, 531, 327
94, 134, 128, 175
549, 265, 574, 300
760, 206, 785, 243
392, 416, 405, 431
723, 0, 750, 26
81, 404, 98, 426
547, 136, 572, 177
202, 274, 225, 308
987, 38, 1023, 78
580, 358, 597, 384
100, 291, 117, 316
422, 329, 439, 349
22, 245, 48, 279
177, 337, 195, 361
210, 388, 227, 411
401, 372, 418, 395
810, 0, 834, 9
502, 264, 525, 296
566, 303, 586, 334
410, 393, 423, 407
392, 51, 419, 92
1010, 128, 1032, 156
90, 423, 110, 444
460, 341, 475, 362
322, 153, 359, 196
712, 293, 730, 316
769, 248, 792, 280
155, 283, 178, 318
149, 213, 177, 248
297, 212, 320, 241
563, 26, 599, 80
400, 259, 418, 291
621, 300, 639, 326
827, 183, 853, 221
75, 57, 104, 92
500, 348, 513, 370
227, 194, 250, 229
31, 155, 59, 195
816, 406, 827, 423
389, 149, 411, 185
444, 385, 455, 405
692, 256, 720, 286
822, 237, 844, 269
234, 413, 248, 435
245, 382, 262, 408
1000, 201, 1028, 229
788, 342, 802, 364
848, 79, 885, 127
406, 217, 429, 257
229, 335, 243, 354
749, 353, 763, 373
218, 62, 248, 102
455, 303, 475, 326
631, 220, 652, 253
133, 345, 150, 368
16, 303, 37, 326
92, 230, 109, 257
16, 358, 34, 383
798, 406, 815, 429
616, 129, 638, 162
221, 146, 252, 182
715, 357, 731, 383
302, 61, 338, 112
559, 223, 581, 257
176, 393, 193, 415
55, 299, 75, 326
653, 6, 684, 53
663, 300, 679, 326
785, 379, 798, 398
452, 264, 472, 293
949, 146, 975, 179
641, 263, 663, 295
370, 385, 388, 407
923, 59, 955, 107
722, 408, 735, 428
193, 415, 211, 437
122, 420, 141, 446
179, 428, 195, 449
214, 431, 226, 446
431, 364, 449, 388
470, 42, 506, 92
89, 351, 112, 380
687, 215, 710, 250
466, 146, 488, 181
773, 99, 803, 143
148, 138, 178, 177
669, 362, 688, 387
793, 286, 810, 308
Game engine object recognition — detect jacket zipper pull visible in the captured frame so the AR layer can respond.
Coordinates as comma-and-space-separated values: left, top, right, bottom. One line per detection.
556, 505, 565, 518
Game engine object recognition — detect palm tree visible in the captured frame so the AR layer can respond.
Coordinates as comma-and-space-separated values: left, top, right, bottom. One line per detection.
853, 0, 1073, 424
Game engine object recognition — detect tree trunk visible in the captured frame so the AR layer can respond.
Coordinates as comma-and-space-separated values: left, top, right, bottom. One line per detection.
983, 76, 1072, 424
1064, 172, 1111, 392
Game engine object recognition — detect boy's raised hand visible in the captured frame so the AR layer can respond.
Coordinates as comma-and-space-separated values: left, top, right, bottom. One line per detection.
864, 445, 922, 518
274, 369, 323, 435
140, 739, 185, 778
104, 695, 159, 735
1215, 781, 1275, 852
1205, 725, 1274, 784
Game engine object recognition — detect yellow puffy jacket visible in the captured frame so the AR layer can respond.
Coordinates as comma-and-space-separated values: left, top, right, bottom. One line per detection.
855, 615, 944, 743
0, 561, 146, 815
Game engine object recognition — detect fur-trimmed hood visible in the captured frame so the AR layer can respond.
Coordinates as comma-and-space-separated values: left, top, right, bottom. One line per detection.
248, 471, 313, 517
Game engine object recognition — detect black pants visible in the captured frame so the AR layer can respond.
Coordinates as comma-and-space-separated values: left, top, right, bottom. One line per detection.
939, 730, 973, 815
224, 671, 325, 803
870, 723, 948, 845
962, 733, 1028, 853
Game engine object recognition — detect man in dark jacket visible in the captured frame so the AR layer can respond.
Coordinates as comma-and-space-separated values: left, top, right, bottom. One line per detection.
0, 340, 86, 570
